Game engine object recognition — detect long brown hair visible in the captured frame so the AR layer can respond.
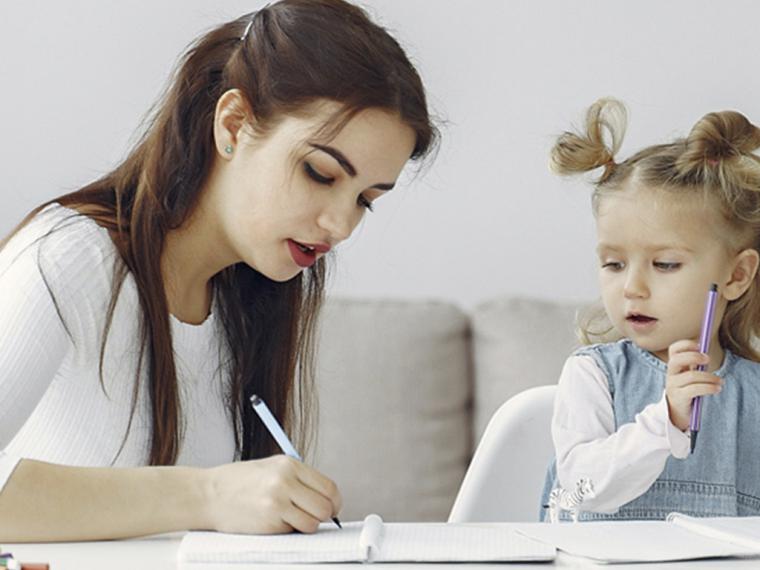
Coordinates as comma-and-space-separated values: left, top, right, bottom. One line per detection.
551, 98, 760, 360
3, 0, 438, 465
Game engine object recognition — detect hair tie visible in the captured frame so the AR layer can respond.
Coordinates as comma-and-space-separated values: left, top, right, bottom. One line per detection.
706, 158, 720, 166
240, 17, 255, 41
240, 4, 271, 42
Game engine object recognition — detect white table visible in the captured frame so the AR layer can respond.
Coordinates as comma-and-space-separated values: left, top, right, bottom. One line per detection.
5, 528, 760, 569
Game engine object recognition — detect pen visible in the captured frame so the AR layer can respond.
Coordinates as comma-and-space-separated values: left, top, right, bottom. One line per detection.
250, 394, 342, 529
689, 283, 719, 454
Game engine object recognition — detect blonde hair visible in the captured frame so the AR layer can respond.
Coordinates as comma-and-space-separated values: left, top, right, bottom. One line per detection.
551, 98, 760, 360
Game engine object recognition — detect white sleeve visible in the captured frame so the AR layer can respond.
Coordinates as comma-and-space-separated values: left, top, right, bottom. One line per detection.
0, 233, 72, 492
552, 354, 690, 513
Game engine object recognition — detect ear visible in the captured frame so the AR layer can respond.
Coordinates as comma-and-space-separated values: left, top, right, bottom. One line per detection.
723, 248, 760, 301
213, 89, 254, 158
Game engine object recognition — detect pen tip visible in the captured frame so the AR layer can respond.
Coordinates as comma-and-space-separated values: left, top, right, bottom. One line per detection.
332, 517, 343, 529
710, 283, 718, 292
690, 432, 698, 454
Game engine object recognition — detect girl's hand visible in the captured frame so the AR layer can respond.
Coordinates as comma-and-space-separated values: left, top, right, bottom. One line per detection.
665, 340, 723, 431
203, 455, 342, 534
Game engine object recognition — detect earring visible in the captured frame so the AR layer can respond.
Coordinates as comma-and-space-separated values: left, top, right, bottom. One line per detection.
224, 144, 234, 154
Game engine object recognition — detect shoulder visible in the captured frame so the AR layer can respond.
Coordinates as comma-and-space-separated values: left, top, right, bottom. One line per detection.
724, 350, 760, 375
567, 340, 639, 395
573, 339, 642, 376
2, 203, 118, 271
559, 352, 610, 392
556, 353, 613, 410
572, 339, 634, 358
0, 203, 123, 334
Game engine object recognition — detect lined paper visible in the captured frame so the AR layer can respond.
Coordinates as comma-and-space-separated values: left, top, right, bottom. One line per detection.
179, 517, 555, 564
179, 522, 365, 563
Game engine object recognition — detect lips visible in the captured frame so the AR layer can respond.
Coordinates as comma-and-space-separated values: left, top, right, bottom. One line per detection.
626, 312, 658, 327
287, 239, 330, 268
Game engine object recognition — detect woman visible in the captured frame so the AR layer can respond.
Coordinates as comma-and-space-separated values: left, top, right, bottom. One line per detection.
0, 0, 437, 541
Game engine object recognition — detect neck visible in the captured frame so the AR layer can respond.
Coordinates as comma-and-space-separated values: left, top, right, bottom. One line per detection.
161, 197, 237, 325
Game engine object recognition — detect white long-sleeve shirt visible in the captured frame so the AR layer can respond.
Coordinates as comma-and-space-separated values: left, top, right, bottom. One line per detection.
0, 203, 235, 493
552, 354, 690, 513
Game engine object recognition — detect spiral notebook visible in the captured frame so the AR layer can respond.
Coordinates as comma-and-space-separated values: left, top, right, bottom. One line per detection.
178, 513, 556, 564
515, 513, 760, 564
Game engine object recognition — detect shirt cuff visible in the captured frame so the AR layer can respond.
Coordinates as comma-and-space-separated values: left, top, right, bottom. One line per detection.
659, 390, 690, 459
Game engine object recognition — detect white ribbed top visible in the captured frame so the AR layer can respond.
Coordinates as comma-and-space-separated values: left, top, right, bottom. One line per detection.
0, 203, 236, 491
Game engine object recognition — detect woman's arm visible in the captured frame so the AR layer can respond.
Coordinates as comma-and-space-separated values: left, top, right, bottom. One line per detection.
0, 242, 72, 449
0, 219, 342, 541
0, 459, 207, 541
552, 355, 689, 513
0, 455, 342, 541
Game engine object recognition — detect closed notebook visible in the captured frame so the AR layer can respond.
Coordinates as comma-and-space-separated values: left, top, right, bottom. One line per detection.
515, 513, 760, 564
178, 513, 556, 564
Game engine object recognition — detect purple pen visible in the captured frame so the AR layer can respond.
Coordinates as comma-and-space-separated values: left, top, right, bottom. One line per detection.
689, 283, 719, 454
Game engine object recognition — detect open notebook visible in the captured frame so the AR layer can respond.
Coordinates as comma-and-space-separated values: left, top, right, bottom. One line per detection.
515, 513, 760, 564
178, 514, 555, 564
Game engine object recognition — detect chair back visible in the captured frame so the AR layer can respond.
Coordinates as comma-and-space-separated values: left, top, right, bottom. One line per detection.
448, 385, 557, 522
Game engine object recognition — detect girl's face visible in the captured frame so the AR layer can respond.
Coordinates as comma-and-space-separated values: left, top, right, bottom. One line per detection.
595, 184, 736, 361
210, 101, 416, 282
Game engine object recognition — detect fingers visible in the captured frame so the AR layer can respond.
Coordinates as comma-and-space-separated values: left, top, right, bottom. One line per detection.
667, 341, 709, 374
271, 456, 342, 523
281, 501, 323, 534
667, 369, 722, 391
207, 455, 342, 535
671, 377, 723, 400
274, 460, 341, 534
665, 339, 723, 431
288, 483, 338, 530
295, 465, 343, 516
668, 339, 700, 358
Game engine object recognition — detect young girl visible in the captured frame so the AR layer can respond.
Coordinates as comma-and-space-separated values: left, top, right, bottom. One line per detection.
541, 98, 760, 520
0, 0, 437, 541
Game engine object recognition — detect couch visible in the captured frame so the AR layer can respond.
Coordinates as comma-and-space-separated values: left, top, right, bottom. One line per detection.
311, 296, 585, 522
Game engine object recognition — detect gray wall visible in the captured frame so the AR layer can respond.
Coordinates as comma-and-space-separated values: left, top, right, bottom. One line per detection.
2, 1, 759, 307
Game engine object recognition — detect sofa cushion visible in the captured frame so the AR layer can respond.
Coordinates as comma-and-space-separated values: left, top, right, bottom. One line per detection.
471, 297, 582, 440
312, 297, 471, 522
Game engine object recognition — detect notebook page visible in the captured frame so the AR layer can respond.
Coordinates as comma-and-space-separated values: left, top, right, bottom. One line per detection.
375, 523, 555, 562
515, 520, 759, 563
668, 514, 760, 552
178, 521, 365, 564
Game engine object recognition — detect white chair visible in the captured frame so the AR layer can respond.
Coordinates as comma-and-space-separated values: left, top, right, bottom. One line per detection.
448, 385, 556, 522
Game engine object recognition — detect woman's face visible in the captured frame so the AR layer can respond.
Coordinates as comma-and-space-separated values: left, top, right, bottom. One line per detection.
210, 101, 416, 282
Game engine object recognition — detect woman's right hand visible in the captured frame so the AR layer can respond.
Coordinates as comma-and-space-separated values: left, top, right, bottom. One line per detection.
203, 455, 342, 534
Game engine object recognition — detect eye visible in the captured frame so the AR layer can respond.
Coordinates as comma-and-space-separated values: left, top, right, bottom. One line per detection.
304, 161, 334, 185
601, 261, 624, 271
654, 261, 681, 271
358, 195, 374, 212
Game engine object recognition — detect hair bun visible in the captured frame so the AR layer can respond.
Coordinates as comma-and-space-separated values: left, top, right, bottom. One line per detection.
686, 111, 760, 162
549, 97, 627, 182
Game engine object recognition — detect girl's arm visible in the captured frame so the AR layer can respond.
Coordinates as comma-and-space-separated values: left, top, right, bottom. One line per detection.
0, 455, 341, 541
552, 355, 689, 513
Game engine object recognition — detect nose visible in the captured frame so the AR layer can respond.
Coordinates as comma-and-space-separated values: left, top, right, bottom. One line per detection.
623, 266, 650, 299
316, 201, 359, 245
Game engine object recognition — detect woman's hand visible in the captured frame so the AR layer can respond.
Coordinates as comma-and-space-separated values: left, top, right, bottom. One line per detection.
665, 340, 722, 431
203, 455, 342, 535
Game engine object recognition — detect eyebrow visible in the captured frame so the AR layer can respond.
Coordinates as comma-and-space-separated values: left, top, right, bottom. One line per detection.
309, 143, 396, 191
596, 243, 695, 254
